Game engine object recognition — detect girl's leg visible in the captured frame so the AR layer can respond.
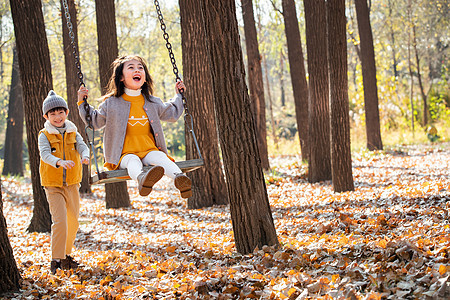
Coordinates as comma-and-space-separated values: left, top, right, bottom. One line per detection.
142, 151, 182, 179
121, 153, 164, 196
142, 151, 192, 198
120, 154, 143, 181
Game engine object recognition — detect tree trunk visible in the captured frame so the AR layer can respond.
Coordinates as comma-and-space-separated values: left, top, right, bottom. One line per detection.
10, 0, 52, 233
387, 0, 398, 78
407, 0, 415, 135
354, 0, 383, 150
2, 46, 24, 177
281, 0, 309, 161
412, 24, 428, 126
263, 53, 278, 149
95, 0, 118, 95
241, 0, 270, 170
279, 53, 286, 107
303, 0, 331, 183
255, 3, 277, 149
61, 0, 91, 194
199, 0, 279, 254
179, 0, 228, 209
327, 0, 354, 192
95, 0, 130, 208
105, 182, 130, 209
0, 184, 21, 294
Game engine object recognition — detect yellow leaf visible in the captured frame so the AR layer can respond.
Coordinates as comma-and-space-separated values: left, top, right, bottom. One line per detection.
377, 239, 387, 249
178, 284, 189, 292
288, 288, 297, 296
439, 265, 447, 275
331, 274, 340, 283
286, 270, 296, 276
166, 246, 176, 253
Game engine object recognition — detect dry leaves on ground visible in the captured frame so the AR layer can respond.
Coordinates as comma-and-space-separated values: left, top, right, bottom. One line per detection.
2, 143, 449, 299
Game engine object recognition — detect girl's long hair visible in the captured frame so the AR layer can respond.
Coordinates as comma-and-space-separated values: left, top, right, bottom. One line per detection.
101, 55, 154, 101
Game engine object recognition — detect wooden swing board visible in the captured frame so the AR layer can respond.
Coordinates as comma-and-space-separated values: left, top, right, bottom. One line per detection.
90, 158, 204, 185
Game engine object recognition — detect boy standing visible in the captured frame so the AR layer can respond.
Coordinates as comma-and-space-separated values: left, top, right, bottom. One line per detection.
39, 90, 89, 274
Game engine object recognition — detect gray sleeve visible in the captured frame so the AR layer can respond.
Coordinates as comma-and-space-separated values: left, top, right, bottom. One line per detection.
158, 94, 184, 122
38, 133, 60, 168
78, 100, 108, 130
76, 132, 90, 159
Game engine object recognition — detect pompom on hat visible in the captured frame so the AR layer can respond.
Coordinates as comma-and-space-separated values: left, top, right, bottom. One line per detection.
42, 90, 68, 115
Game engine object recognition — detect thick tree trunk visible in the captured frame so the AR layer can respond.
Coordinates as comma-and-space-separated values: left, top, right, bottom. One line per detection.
2, 46, 24, 177
95, 0, 118, 95
303, 0, 331, 183
105, 182, 130, 209
355, 0, 383, 150
199, 0, 279, 254
282, 0, 309, 161
10, 0, 52, 233
327, 0, 354, 193
179, 0, 228, 209
0, 185, 21, 294
61, 0, 91, 194
95, 0, 130, 208
241, 0, 270, 170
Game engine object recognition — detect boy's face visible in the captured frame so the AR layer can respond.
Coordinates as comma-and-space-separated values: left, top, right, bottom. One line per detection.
44, 109, 69, 128
121, 59, 145, 90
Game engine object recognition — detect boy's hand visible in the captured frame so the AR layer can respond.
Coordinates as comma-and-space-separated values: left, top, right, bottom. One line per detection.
81, 157, 89, 165
77, 86, 89, 103
57, 160, 76, 169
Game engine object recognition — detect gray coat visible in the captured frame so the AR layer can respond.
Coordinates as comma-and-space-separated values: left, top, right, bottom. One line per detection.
78, 94, 183, 166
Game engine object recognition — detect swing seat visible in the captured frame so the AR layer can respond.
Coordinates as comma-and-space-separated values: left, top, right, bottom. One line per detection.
90, 158, 204, 184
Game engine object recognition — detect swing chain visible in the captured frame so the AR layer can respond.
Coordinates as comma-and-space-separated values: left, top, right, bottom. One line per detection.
61, 0, 92, 127
62, 0, 85, 87
153, 0, 203, 161
61, 0, 105, 181
153, 0, 188, 114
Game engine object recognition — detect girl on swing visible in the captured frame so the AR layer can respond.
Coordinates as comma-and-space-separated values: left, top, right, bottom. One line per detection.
78, 55, 192, 198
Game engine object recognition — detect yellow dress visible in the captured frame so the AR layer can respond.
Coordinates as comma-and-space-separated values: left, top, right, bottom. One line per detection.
104, 93, 157, 170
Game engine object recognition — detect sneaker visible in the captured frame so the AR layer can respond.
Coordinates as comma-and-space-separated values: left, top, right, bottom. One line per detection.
174, 174, 192, 198
50, 260, 61, 274
61, 255, 80, 270
137, 166, 164, 196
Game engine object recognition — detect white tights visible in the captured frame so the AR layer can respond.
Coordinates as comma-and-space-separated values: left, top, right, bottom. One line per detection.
119, 151, 182, 181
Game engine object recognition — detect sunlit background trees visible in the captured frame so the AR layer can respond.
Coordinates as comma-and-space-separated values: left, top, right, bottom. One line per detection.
0, 0, 448, 165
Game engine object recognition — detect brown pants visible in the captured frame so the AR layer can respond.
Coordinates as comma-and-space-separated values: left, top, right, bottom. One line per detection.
45, 184, 80, 260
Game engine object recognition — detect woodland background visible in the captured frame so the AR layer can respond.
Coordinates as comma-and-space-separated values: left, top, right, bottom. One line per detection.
0, 0, 449, 299
0, 0, 448, 161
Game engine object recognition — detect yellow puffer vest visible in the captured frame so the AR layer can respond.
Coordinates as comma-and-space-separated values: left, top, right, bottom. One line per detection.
39, 129, 82, 187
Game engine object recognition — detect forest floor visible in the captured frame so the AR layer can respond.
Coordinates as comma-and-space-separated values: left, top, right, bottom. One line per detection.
2, 143, 449, 299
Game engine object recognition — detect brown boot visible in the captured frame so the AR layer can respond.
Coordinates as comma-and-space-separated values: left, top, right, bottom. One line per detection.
137, 166, 164, 196
50, 260, 61, 274
61, 255, 80, 270
174, 174, 192, 198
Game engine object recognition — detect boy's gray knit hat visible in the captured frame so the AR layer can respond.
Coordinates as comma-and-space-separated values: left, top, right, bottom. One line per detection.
42, 90, 68, 115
